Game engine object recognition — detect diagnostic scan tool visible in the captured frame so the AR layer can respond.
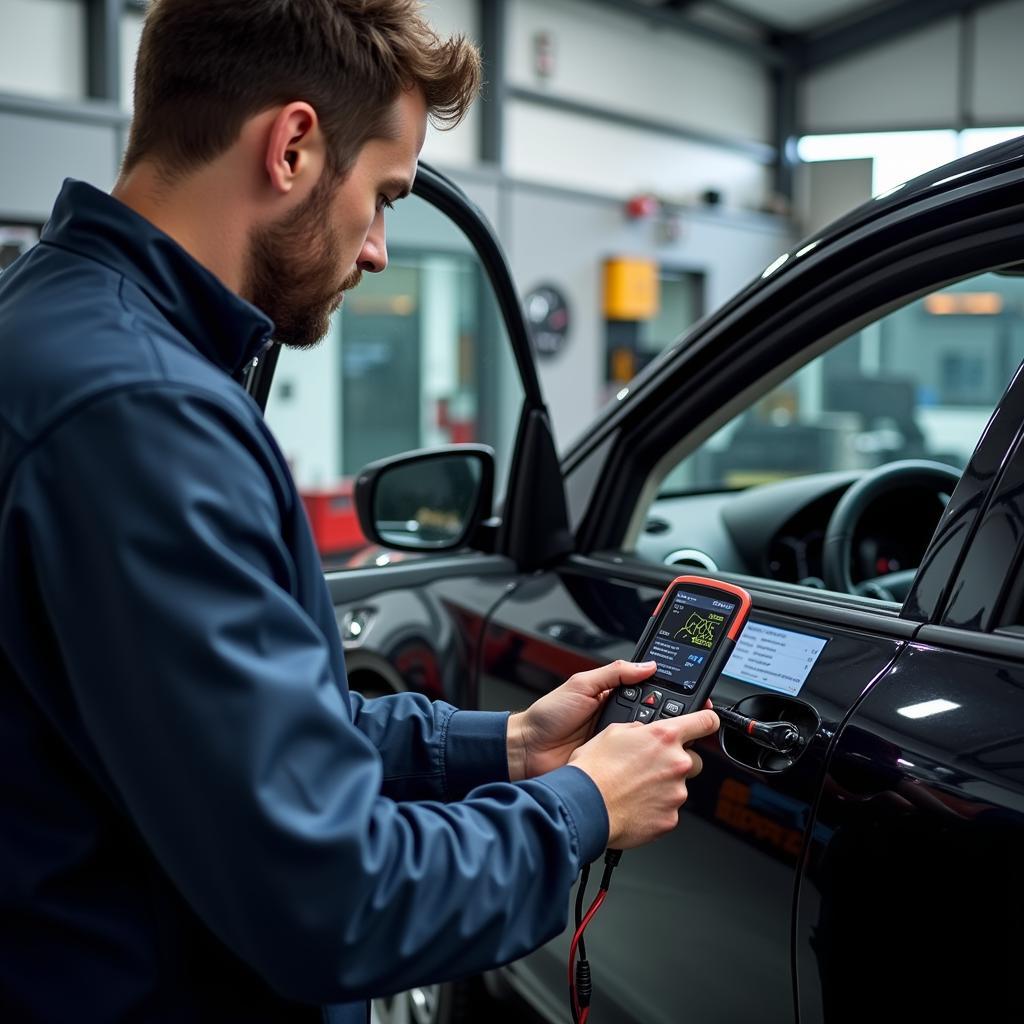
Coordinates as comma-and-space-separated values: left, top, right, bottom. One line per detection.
597, 575, 751, 730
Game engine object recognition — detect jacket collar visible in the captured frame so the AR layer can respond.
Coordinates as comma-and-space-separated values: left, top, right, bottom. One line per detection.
41, 179, 274, 376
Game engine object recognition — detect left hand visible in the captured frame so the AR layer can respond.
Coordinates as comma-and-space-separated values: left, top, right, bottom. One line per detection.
507, 660, 658, 781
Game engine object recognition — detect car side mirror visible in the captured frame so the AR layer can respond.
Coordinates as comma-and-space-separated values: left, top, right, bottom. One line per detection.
354, 444, 495, 552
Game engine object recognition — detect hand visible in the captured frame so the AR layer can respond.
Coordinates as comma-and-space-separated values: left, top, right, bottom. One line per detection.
569, 708, 720, 849
506, 660, 659, 781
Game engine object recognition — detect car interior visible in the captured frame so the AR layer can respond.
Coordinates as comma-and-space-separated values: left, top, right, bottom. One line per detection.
631, 270, 1024, 605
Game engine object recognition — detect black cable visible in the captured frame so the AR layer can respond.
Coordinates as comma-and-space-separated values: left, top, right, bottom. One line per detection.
575, 863, 591, 959
569, 863, 591, 1024
569, 850, 623, 1023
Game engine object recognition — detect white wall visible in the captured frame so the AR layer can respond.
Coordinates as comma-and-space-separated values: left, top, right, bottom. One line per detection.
505, 0, 772, 208
264, 325, 341, 490
507, 101, 770, 208
419, 0, 480, 169
508, 0, 770, 144
0, 111, 119, 220
801, 1, 1024, 132
0, 0, 87, 101
801, 19, 960, 132
120, 8, 144, 110
973, 1, 1024, 125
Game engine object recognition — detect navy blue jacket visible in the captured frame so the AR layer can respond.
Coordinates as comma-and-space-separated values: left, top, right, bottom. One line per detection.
0, 181, 607, 1022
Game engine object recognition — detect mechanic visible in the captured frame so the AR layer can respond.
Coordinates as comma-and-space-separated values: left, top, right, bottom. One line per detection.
0, 2, 719, 1021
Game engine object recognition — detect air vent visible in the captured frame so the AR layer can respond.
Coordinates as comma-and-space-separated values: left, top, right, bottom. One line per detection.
663, 548, 718, 572
644, 517, 671, 535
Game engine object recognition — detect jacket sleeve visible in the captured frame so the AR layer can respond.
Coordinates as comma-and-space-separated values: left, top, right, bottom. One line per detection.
348, 690, 514, 802
17, 385, 608, 1004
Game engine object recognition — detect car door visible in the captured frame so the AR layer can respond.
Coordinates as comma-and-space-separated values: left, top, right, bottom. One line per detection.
794, 362, 1024, 1024
245, 164, 560, 721
477, 138, 1024, 1023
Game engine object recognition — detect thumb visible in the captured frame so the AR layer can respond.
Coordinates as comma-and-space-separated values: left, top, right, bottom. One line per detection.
567, 659, 658, 698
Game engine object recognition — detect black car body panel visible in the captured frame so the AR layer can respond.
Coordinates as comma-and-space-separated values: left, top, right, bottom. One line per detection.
328, 558, 521, 708
797, 641, 1024, 1022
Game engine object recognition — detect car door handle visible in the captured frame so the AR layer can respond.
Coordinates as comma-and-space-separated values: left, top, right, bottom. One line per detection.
718, 696, 820, 773
716, 705, 802, 754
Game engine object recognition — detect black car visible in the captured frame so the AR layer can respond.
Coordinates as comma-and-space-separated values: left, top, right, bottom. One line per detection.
251, 136, 1024, 1024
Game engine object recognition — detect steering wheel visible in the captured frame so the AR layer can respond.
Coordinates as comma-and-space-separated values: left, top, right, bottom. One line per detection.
822, 460, 961, 601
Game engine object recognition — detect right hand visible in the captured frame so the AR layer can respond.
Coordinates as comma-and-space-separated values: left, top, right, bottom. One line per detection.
569, 708, 720, 849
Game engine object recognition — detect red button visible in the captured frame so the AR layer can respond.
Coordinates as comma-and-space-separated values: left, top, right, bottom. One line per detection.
643, 690, 663, 707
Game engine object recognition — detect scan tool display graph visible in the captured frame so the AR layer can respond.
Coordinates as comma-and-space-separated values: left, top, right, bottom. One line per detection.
675, 611, 719, 648
641, 590, 736, 691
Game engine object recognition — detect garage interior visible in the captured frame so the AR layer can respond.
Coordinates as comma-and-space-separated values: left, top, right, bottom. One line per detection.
3, 1, 1023, 504
3, 4, 1024, 1024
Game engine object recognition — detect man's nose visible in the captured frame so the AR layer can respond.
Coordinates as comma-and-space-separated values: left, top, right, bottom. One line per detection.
357, 213, 388, 274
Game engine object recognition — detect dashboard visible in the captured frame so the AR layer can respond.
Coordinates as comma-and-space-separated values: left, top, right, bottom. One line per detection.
636, 470, 950, 591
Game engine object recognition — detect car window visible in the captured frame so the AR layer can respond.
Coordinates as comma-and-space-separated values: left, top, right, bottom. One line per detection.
635, 271, 1024, 595
264, 193, 523, 570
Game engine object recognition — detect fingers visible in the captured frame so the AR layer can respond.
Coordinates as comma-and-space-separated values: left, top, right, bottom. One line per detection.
659, 708, 720, 745
566, 658, 658, 697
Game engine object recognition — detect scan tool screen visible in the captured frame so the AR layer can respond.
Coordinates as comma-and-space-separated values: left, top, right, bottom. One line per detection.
640, 589, 737, 693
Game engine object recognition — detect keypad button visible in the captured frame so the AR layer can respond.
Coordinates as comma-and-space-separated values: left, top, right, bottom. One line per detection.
641, 689, 664, 708
636, 706, 657, 723
661, 700, 685, 718
617, 685, 641, 704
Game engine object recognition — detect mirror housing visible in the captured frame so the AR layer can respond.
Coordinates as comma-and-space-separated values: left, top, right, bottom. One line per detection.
354, 444, 496, 553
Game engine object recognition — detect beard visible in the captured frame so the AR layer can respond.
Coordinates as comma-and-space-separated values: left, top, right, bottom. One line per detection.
244, 174, 362, 349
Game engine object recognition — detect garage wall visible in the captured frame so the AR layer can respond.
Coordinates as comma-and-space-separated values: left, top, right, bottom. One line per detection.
505, 102, 770, 210
800, 0, 1024, 132
0, 0, 87, 102
10, 0, 776, 212
507, 0, 770, 143
506, 0, 773, 209
120, 6, 144, 110
501, 181, 793, 447
972, 1, 1024, 125
0, 110, 120, 221
418, 0, 481, 170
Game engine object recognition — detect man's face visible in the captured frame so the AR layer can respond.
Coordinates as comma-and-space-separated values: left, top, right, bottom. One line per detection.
245, 88, 427, 349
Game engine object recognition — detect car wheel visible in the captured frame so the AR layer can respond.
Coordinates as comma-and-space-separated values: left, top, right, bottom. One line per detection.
372, 981, 477, 1024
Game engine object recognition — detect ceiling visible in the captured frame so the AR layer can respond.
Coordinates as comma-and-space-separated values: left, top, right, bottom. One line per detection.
707, 0, 900, 33
619, 0, 1003, 68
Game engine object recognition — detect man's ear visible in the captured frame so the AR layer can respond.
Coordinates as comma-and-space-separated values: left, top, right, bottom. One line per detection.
264, 101, 324, 195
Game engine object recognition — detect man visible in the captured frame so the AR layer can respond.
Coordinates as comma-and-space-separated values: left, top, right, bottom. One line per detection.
0, 1, 718, 1020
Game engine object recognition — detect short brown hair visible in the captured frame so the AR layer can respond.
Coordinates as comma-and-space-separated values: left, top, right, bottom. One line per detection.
122, 0, 481, 178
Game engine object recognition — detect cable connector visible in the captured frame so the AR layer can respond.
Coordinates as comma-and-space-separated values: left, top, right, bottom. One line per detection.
715, 705, 801, 753
574, 958, 592, 1009
599, 847, 622, 892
